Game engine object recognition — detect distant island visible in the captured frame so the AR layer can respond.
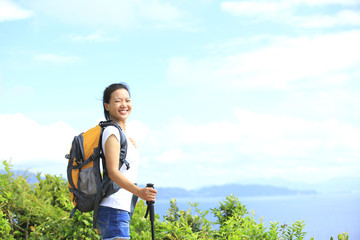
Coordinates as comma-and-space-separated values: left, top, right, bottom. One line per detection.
153, 183, 317, 199
3, 170, 318, 199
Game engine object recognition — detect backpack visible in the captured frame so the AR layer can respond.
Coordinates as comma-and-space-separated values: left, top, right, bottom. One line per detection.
65, 120, 129, 228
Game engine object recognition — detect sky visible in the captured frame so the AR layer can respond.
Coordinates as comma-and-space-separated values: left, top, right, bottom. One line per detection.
0, 0, 360, 190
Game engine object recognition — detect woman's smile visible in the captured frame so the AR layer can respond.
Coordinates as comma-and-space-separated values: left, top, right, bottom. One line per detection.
119, 109, 128, 114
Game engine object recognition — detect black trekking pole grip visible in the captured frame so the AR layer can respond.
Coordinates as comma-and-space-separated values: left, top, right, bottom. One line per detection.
145, 183, 155, 240
146, 183, 155, 199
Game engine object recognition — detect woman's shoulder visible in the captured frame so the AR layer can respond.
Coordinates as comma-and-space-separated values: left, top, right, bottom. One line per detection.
102, 125, 120, 135
129, 137, 137, 148
102, 125, 121, 142
103, 125, 119, 132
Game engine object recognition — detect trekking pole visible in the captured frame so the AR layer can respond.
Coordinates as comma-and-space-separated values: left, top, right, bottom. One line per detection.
145, 183, 155, 240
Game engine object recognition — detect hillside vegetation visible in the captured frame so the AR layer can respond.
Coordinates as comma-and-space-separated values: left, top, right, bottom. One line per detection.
0, 161, 348, 240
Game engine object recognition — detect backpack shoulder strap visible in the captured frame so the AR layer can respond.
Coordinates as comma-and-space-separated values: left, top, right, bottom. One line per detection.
99, 120, 129, 170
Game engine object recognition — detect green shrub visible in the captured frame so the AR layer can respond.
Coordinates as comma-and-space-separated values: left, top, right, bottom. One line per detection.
0, 168, 14, 240
130, 200, 154, 239
155, 198, 214, 239
0, 160, 350, 240
0, 160, 100, 240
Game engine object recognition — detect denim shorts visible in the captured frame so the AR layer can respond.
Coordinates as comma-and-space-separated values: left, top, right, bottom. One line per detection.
97, 206, 131, 240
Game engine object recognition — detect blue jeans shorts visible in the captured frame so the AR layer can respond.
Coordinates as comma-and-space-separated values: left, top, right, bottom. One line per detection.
97, 206, 131, 240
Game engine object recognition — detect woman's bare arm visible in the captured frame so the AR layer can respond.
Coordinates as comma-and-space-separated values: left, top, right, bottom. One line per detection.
104, 134, 157, 201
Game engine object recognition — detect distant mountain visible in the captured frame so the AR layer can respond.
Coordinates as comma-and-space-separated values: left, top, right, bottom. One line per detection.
155, 183, 317, 199
196, 184, 316, 197
153, 187, 195, 199
2, 170, 329, 199
0, 169, 42, 185
234, 177, 360, 193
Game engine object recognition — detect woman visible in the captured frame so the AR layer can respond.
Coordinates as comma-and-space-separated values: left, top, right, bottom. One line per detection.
97, 83, 157, 240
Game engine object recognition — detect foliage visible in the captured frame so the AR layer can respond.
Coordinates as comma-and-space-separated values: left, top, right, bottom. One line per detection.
0, 162, 15, 240
211, 195, 308, 240
155, 198, 214, 239
0, 160, 100, 239
211, 194, 248, 226
0, 160, 350, 239
130, 200, 153, 239
330, 233, 349, 240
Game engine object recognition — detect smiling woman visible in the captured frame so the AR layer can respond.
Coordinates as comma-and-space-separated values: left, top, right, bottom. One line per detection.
99, 83, 157, 240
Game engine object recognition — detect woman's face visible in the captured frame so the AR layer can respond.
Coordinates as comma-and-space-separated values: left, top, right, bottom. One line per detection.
104, 88, 132, 123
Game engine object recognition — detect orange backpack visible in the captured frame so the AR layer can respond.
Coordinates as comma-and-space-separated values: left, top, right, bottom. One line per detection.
65, 120, 129, 228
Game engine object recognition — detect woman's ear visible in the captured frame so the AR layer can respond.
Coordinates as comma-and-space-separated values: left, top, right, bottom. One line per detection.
104, 103, 110, 111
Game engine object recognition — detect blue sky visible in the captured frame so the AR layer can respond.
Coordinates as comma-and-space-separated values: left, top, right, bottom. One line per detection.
1, 0, 360, 190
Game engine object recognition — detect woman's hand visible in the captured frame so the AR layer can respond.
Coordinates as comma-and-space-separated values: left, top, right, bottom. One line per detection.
138, 187, 157, 202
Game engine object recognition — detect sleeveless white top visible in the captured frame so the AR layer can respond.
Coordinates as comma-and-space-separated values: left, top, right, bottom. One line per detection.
99, 126, 139, 212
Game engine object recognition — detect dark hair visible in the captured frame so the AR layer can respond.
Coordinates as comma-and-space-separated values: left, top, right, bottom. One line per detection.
103, 83, 131, 121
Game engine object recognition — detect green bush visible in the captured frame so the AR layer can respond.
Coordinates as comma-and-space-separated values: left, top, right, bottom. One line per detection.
0, 160, 100, 240
155, 199, 214, 239
0, 163, 14, 240
0, 160, 350, 239
130, 199, 154, 239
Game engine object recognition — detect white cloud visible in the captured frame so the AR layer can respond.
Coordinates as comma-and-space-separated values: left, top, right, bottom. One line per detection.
295, 10, 360, 28
221, 1, 288, 16
33, 54, 81, 64
157, 149, 183, 163
292, 0, 359, 7
0, 113, 77, 175
0, 0, 33, 22
135, 107, 360, 187
221, 0, 360, 28
152, 108, 360, 184
71, 32, 116, 42
25, 0, 186, 29
1, 110, 358, 188
138, 1, 181, 21
127, 120, 151, 144
167, 30, 360, 90
164, 109, 360, 158
221, 0, 360, 16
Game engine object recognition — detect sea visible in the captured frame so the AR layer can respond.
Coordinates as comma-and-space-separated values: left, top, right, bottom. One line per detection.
154, 192, 360, 240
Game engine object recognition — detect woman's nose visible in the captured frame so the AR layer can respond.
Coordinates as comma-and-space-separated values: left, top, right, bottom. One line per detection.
120, 101, 127, 107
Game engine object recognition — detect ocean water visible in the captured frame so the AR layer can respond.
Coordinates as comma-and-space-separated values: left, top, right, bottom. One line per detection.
154, 192, 360, 239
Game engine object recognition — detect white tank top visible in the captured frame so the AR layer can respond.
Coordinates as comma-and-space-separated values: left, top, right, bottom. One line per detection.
99, 126, 139, 212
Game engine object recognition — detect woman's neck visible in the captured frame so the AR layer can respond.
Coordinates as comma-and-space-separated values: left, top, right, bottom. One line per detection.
112, 119, 126, 132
